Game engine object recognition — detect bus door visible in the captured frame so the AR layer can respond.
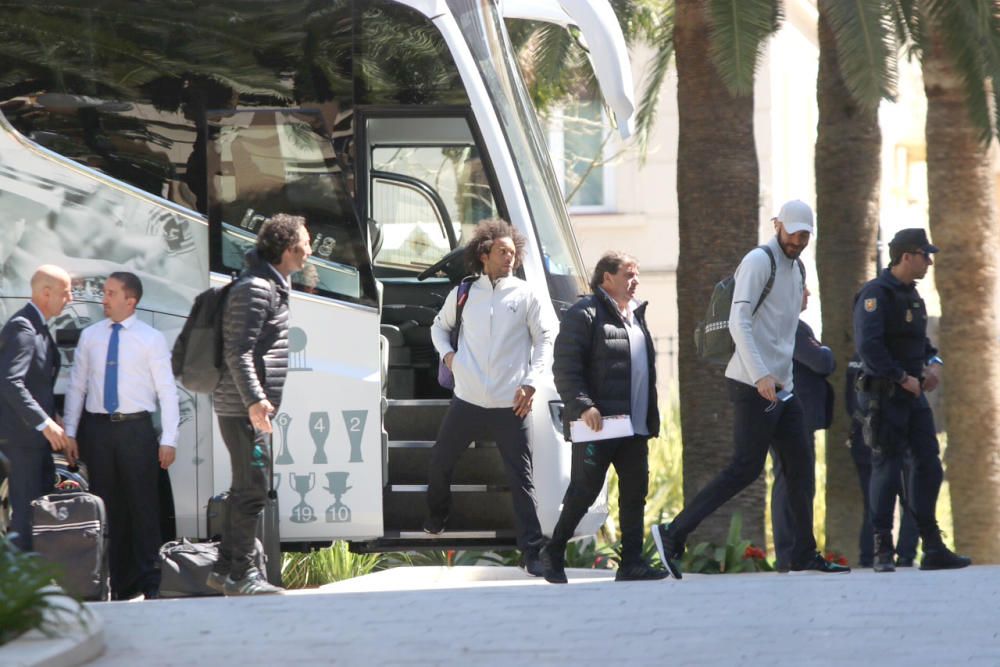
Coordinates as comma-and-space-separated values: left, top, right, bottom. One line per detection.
205, 108, 383, 543
354, 109, 527, 549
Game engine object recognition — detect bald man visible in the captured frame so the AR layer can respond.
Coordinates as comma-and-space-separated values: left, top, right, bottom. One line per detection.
0, 265, 72, 550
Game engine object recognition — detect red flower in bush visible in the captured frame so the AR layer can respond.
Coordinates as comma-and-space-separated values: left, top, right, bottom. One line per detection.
824, 552, 848, 566
743, 546, 767, 561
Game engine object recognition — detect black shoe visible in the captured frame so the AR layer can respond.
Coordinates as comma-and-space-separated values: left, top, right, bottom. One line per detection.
540, 545, 567, 584
422, 514, 448, 535
774, 562, 790, 574
615, 561, 669, 582
650, 524, 683, 580
523, 551, 545, 577
859, 558, 874, 568
790, 552, 851, 574
895, 556, 915, 567
873, 531, 895, 573
920, 546, 971, 570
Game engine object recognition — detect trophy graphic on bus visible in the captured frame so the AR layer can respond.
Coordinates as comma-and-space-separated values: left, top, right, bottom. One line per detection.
289, 472, 316, 523
309, 411, 329, 464
342, 410, 367, 463
323, 472, 352, 523
275, 412, 294, 465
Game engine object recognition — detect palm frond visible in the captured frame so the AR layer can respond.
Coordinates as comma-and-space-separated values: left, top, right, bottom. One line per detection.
924, 0, 995, 143
706, 0, 783, 97
634, 12, 674, 157
822, 0, 899, 108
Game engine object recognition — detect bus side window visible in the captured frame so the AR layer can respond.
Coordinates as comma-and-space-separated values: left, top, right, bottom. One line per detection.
206, 108, 375, 305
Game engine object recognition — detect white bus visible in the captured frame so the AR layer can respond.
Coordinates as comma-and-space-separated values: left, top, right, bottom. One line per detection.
0, 0, 636, 552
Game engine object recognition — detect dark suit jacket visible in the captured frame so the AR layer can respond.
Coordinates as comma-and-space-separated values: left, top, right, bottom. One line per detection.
792, 320, 835, 433
0, 304, 60, 448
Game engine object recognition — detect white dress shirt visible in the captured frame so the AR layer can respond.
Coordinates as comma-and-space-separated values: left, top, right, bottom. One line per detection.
63, 314, 180, 447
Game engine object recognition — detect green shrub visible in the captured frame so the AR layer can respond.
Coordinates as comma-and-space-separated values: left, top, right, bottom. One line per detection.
681, 513, 772, 574
281, 541, 386, 588
0, 535, 85, 646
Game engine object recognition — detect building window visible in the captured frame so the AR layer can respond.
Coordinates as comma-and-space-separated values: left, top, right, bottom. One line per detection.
545, 98, 614, 212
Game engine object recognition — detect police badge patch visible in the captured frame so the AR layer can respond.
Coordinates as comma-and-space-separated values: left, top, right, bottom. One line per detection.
864, 298, 877, 312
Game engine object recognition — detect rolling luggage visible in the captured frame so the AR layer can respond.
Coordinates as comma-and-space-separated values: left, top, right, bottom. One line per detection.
206, 490, 281, 586
31, 488, 110, 601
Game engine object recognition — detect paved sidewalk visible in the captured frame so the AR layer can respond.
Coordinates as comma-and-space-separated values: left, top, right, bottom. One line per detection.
89, 565, 1000, 666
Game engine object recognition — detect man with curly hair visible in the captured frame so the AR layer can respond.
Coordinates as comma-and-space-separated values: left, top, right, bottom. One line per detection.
424, 218, 556, 576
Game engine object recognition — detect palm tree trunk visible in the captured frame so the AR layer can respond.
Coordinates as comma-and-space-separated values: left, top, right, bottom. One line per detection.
675, 0, 764, 547
814, 3, 882, 559
923, 32, 1000, 564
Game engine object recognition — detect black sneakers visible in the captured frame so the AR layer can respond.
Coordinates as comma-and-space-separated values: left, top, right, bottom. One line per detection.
651, 524, 683, 580
790, 552, 851, 574
615, 561, 669, 582
873, 531, 895, 573
523, 551, 545, 577
895, 556, 915, 568
422, 514, 448, 535
540, 545, 568, 584
919, 546, 972, 570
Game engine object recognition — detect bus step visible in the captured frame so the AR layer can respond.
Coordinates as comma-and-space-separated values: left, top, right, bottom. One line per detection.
386, 444, 507, 486
382, 489, 515, 532
385, 399, 451, 441
349, 531, 518, 553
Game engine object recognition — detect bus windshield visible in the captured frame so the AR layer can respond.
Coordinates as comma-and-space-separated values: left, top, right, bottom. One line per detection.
447, 0, 588, 309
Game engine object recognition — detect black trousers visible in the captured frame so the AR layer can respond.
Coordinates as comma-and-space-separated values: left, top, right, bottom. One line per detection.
669, 380, 817, 566
0, 437, 54, 552
849, 427, 918, 563
870, 398, 941, 538
426, 398, 544, 554
78, 412, 161, 597
549, 436, 649, 565
215, 416, 271, 579
770, 431, 816, 569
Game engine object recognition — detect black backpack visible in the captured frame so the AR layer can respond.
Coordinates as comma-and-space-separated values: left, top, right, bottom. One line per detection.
694, 246, 804, 365
171, 281, 235, 393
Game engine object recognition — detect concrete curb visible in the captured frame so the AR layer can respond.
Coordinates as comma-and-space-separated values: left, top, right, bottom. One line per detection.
0, 591, 105, 667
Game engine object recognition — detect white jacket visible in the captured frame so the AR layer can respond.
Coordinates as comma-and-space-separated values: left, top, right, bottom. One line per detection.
725, 235, 804, 392
431, 274, 556, 408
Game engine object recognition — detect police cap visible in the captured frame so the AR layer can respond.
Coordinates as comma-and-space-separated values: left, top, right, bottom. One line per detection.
888, 228, 939, 255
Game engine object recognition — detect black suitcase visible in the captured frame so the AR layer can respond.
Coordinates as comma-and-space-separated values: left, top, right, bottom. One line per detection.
31, 490, 110, 601
206, 490, 281, 586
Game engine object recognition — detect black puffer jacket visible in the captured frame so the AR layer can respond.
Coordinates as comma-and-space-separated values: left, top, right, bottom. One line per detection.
553, 290, 659, 439
213, 250, 290, 417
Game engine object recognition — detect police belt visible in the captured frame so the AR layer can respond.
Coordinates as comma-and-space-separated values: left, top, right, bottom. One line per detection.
85, 410, 151, 423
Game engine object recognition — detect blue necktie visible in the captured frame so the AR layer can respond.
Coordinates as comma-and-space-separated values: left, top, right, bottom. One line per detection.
104, 323, 122, 414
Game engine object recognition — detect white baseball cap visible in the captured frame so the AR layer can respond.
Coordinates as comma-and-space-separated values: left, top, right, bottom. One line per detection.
776, 200, 814, 235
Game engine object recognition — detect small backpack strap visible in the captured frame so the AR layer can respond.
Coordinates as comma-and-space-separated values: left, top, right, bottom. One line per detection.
751, 246, 777, 316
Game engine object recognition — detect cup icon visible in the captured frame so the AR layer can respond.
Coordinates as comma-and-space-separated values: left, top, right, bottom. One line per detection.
289, 472, 316, 523
275, 413, 294, 465
323, 471, 352, 523
309, 411, 330, 465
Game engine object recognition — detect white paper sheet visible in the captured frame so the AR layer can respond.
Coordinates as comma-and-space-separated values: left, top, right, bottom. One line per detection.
569, 414, 635, 443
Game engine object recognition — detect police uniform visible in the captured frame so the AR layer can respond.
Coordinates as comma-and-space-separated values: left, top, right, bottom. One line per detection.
852, 228, 969, 571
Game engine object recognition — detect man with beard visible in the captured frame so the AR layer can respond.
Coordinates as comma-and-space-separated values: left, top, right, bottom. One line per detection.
652, 200, 849, 578
852, 228, 970, 572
